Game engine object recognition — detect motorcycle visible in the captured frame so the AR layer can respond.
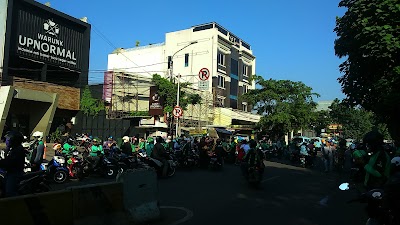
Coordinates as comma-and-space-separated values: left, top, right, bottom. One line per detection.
66, 150, 84, 180
0, 168, 51, 198
139, 150, 176, 177
80, 154, 118, 179
42, 155, 69, 184
339, 183, 398, 225
246, 166, 263, 186
208, 152, 223, 170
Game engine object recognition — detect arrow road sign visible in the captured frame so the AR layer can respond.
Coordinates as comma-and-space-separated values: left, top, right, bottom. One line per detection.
198, 68, 210, 81
173, 106, 183, 118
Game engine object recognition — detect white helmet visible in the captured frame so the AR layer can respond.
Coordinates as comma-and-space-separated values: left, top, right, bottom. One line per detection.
32, 131, 44, 140
391, 157, 400, 167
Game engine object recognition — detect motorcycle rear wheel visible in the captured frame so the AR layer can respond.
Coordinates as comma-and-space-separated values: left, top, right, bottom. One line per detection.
167, 166, 176, 177
53, 170, 68, 184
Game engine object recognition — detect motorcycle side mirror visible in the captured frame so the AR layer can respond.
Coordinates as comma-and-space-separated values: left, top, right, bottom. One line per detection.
339, 183, 350, 191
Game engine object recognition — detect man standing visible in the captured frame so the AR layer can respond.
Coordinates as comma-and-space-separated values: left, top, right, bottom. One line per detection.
322, 141, 334, 172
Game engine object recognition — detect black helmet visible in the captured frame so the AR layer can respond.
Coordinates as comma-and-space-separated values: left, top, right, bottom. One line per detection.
363, 129, 384, 149
4, 131, 24, 147
156, 136, 164, 144
249, 139, 257, 148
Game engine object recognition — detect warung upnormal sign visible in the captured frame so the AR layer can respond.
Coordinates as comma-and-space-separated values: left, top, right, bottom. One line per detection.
15, 9, 84, 70
18, 19, 77, 68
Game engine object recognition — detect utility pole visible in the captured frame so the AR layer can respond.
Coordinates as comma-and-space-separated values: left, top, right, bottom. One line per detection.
169, 41, 198, 138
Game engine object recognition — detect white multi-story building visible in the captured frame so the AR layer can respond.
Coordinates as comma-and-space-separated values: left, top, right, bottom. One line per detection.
107, 22, 260, 132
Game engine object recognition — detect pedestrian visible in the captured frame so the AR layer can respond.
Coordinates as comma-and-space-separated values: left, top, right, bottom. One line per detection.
322, 141, 334, 172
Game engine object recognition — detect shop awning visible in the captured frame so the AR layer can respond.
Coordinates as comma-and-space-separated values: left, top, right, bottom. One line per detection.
215, 128, 233, 135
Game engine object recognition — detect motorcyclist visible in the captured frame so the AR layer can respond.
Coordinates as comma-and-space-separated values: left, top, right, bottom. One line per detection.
383, 157, 400, 221
213, 139, 225, 165
103, 136, 116, 154
242, 139, 264, 178
29, 131, 45, 171
145, 137, 155, 157
62, 138, 75, 156
0, 131, 25, 197
89, 139, 104, 169
363, 129, 391, 190
151, 136, 168, 177
120, 136, 132, 156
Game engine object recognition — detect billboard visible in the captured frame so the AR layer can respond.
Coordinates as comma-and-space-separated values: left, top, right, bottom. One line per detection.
14, 7, 85, 70
103, 71, 113, 103
149, 86, 164, 116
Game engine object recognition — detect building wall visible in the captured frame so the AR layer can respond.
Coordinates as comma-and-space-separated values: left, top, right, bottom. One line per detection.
108, 44, 165, 78
12, 77, 80, 110
0, 0, 8, 81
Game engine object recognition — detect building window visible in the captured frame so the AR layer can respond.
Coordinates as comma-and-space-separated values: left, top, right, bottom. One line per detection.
167, 56, 172, 69
218, 75, 225, 88
242, 103, 248, 112
216, 97, 224, 107
217, 53, 225, 66
184, 53, 189, 67
242, 65, 248, 77
243, 85, 248, 94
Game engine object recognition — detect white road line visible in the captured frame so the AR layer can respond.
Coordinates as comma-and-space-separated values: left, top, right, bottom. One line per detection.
261, 176, 280, 183
160, 206, 194, 225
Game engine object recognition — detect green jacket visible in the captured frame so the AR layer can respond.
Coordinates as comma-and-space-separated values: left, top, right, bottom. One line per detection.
139, 142, 146, 150
90, 145, 104, 157
353, 149, 367, 159
62, 143, 73, 154
364, 150, 391, 187
145, 143, 154, 156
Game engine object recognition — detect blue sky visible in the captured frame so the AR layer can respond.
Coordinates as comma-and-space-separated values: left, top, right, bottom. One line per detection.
37, 0, 346, 101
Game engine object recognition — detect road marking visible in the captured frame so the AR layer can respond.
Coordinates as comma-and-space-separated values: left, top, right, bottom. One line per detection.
261, 176, 280, 183
160, 206, 194, 225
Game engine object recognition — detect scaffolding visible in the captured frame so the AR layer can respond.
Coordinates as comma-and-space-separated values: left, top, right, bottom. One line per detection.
107, 72, 152, 119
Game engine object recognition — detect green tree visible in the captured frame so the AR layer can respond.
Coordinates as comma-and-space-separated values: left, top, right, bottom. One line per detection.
310, 110, 332, 136
329, 98, 374, 140
241, 76, 319, 138
151, 74, 201, 113
334, 0, 400, 142
80, 86, 105, 117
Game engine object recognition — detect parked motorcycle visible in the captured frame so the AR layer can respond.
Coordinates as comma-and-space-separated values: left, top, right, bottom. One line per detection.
0, 169, 51, 198
339, 183, 398, 225
66, 150, 84, 180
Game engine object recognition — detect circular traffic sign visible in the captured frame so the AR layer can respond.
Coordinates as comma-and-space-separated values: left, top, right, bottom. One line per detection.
198, 68, 210, 81
173, 106, 183, 118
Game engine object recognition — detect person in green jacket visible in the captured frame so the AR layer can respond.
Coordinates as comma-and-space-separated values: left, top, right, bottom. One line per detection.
90, 139, 104, 157
89, 139, 104, 169
62, 138, 75, 155
363, 129, 391, 189
139, 137, 146, 151
145, 137, 154, 156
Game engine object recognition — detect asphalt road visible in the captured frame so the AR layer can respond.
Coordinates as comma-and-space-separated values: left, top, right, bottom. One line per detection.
47, 151, 368, 225
153, 159, 367, 225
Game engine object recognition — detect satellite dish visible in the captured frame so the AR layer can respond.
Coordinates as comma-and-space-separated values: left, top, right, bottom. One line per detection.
44, 2, 51, 7
80, 17, 88, 23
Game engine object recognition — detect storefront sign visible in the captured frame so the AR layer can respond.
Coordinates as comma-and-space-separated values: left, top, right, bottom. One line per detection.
149, 86, 164, 116
14, 8, 85, 70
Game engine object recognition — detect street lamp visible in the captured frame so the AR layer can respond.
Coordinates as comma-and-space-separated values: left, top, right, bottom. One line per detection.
169, 41, 198, 138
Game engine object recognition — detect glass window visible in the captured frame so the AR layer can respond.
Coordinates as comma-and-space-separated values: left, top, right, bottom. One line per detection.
242, 65, 248, 77
243, 85, 248, 94
167, 56, 172, 69
231, 59, 238, 75
243, 104, 248, 112
217, 53, 225, 66
184, 53, 189, 67
193, 24, 214, 32
218, 75, 225, 88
